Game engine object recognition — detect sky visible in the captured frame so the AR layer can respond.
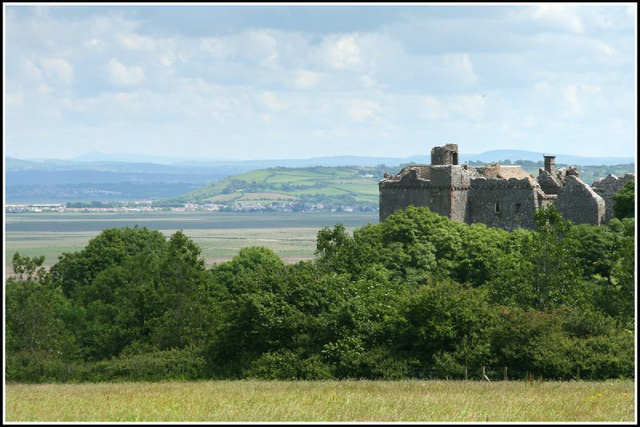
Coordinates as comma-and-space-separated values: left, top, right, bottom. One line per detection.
4, 3, 638, 160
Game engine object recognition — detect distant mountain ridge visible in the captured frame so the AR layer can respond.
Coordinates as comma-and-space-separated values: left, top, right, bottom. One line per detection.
459, 150, 635, 166
14, 149, 636, 169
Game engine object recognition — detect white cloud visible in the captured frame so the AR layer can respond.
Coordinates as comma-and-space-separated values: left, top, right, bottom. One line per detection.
347, 99, 382, 121
531, 4, 584, 33
119, 33, 156, 50
449, 94, 486, 120
260, 113, 272, 124
198, 30, 283, 69
244, 31, 280, 69
594, 40, 615, 56
38, 84, 52, 94
419, 94, 486, 121
581, 85, 602, 95
522, 114, 537, 128
565, 84, 582, 115
22, 58, 42, 80
294, 69, 322, 89
4, 6, 636, 159
360, 75, 381, 90
259, 91, 288, 112
324, 35, 361, 70
107, 58, 146, 87
419, 96, 448, 120
441, 53, 478, 87
84, 38, 101, 47
199, 37, 232, 59
6, 92, 25, 107
160, 53, 175, 67
40, 58, 73, 85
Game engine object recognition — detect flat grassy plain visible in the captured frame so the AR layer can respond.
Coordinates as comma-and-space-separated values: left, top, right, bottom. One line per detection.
4, 211, 378, 272
5, 380, 635, 422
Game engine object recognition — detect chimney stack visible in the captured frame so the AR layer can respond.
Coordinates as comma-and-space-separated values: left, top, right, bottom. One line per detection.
544, 155, 556, 174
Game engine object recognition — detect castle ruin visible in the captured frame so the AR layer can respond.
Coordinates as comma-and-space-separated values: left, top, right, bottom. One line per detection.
379, 144, 634, 230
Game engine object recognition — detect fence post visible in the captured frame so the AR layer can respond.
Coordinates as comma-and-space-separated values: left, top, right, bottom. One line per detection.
482, 366, 491, 382
464, 366, 468, 381
503, 366, 508, 381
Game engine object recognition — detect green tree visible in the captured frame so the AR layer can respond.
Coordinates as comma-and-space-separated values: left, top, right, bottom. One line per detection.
50, 227, 168, 300
397, 280, 495, 378
527, 205, 582, 310
485, 229, 538, 309
6, 254, 77, 381
613, 180, 635, 219
605, 218, 635, 327
149, 231, 219, 350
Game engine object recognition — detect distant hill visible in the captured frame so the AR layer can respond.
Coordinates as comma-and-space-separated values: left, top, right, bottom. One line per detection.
6, 157, 234, 175
154, 165, 393, 208
35, 149, 635, 167
173, 151, 634, 168
67, 151, 207, 165
5, 157, 230, 204
14, 149, 635, 171
459, 150, 635, 166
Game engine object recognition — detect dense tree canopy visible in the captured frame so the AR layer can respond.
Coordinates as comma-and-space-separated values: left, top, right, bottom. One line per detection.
5, 205, 635, 383
613, 180, 635, 219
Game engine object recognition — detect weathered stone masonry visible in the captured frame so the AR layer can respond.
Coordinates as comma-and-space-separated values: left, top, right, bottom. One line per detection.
379, 144, 635, 230
591, 173, 635, 223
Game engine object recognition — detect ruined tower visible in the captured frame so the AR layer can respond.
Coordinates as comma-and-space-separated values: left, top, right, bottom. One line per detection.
431, 144, 459, 165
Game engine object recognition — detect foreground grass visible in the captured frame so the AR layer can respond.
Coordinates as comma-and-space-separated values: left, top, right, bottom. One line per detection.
5, 380, 635, 422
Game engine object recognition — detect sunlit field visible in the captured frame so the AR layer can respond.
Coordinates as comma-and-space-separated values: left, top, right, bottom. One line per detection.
5, 380, 635, 422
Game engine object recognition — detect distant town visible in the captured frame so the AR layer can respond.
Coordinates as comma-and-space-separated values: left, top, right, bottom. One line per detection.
5, 201, 378, 214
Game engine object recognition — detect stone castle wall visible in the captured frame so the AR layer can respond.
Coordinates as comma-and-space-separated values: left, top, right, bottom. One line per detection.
555, 176, 606, 225
379, 144, 634, 230
379, 168, 432, 221
537, 169, 563, 195
379, 165, 478, 222
591, 174, 635, 222
468, 178, 541, 230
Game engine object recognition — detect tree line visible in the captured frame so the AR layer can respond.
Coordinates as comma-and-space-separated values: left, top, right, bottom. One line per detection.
5, 182, 635, 382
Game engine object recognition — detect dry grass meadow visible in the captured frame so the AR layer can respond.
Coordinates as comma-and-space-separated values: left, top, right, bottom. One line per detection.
5, 379, 636, 422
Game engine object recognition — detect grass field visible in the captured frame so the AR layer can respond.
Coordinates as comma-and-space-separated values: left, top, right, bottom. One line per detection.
4, 211, 378, 272
5, 380, 635, 422
162, 165, 382, 206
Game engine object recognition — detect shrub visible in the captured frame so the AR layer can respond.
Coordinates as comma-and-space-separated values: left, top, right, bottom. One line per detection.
82, 346, 206, 382
245, 350, 333, 380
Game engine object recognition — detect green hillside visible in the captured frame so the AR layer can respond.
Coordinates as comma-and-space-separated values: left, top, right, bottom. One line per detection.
155, 165, 390, 207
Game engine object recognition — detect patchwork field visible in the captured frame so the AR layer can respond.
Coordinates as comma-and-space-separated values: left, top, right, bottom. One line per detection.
158, 165, 384, 206
5, 380, 635, 422
4, 211, 378, 272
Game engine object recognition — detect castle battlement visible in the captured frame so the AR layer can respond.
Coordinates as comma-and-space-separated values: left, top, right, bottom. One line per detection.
470, 177, 536, 190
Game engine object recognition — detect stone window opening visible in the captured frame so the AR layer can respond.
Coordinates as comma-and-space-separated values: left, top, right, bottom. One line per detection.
514, 203, 522, 213
495, 202, 501, 213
